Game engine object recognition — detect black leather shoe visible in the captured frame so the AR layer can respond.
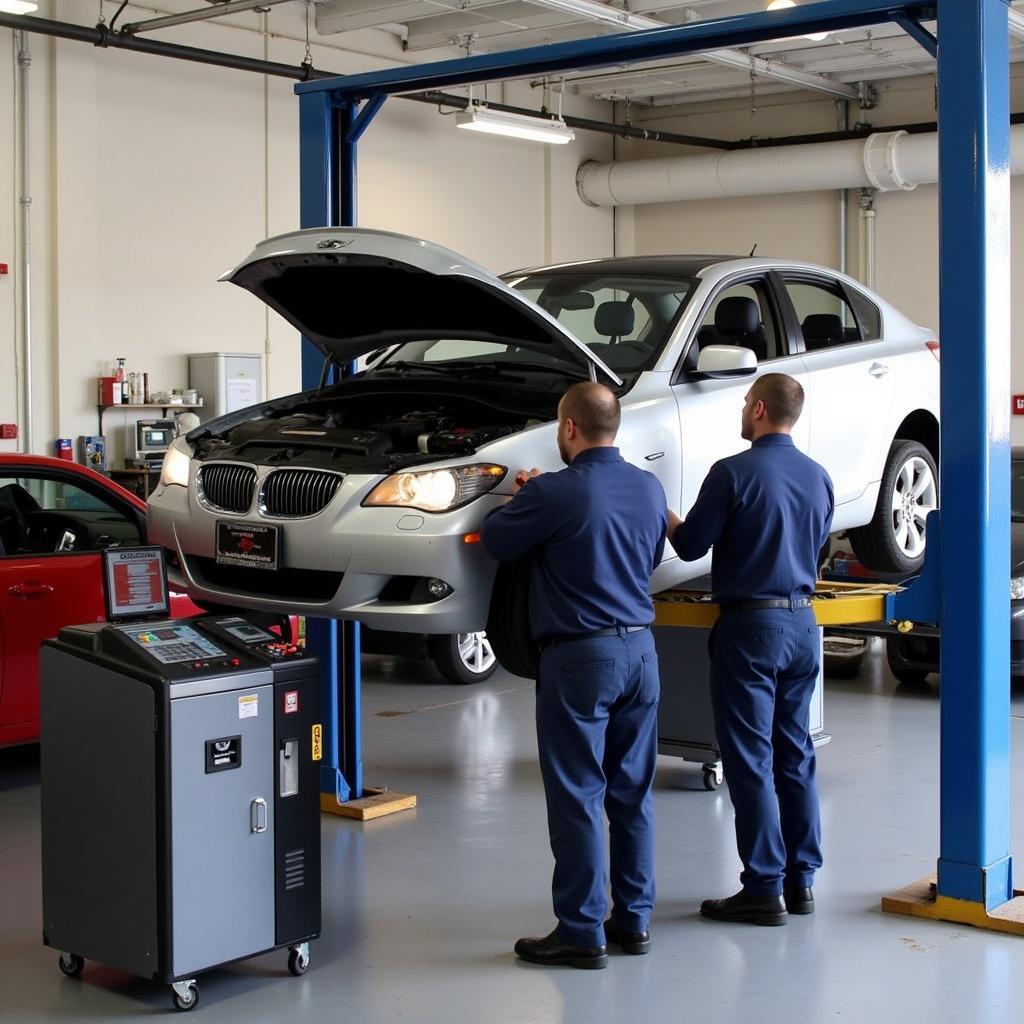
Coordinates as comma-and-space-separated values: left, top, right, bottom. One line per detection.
514, 930, 608, 969
784, 886, 814, 915
604, 920, 650, 955
700, 891, 787, 926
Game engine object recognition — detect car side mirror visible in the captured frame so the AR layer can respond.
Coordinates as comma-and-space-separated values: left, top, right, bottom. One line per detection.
694, 344, 758, 379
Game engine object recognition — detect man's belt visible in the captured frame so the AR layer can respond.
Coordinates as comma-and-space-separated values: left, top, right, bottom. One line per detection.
539, 625, 650, 648
720, 597, 813, 613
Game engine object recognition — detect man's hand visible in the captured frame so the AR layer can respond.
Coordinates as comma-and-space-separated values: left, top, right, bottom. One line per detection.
667, 509, 684, 538
514, 468, 543, 492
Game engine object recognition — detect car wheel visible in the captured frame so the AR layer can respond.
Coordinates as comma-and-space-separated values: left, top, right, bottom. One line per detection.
429, 631, 498, 684
848, 439, 938, 575
886, 637, 931, 685
487, 560, 540, 680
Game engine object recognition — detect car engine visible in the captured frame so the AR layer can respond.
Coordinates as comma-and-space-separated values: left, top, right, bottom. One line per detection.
191, 392, 543, 472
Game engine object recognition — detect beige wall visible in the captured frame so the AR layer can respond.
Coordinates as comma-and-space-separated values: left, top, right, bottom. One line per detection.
619, 69, 1024, 441
0, 2, 614, 463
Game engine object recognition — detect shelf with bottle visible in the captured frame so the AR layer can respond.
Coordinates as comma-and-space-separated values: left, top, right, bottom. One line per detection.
96, 403, 203, 435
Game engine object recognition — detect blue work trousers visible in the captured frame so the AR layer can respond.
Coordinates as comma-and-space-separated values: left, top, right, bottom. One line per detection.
710, 607, 822, 897
536, 627, 659, 948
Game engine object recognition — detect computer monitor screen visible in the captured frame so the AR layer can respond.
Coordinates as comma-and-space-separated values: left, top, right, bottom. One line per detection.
103, 546, 171, 620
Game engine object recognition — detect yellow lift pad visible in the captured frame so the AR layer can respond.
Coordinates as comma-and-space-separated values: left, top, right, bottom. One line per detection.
653, 581, 903, 629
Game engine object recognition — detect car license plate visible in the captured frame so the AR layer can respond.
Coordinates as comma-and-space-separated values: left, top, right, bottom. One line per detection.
216, 521, 279, 571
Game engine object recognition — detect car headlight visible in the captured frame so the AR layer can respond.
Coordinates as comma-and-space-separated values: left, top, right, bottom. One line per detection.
1012, 577, 1024, 601
160, 438, 193, 488
363, 464, 507, 513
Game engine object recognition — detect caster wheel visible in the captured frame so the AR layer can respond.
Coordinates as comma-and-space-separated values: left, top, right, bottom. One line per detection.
58, 952, 84, 978
288, 946, 310, 976
702, 765, 722, 791
171, 982, 199, 1012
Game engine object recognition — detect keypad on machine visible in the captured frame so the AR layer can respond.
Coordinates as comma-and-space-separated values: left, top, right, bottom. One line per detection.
264, 642, 302, 659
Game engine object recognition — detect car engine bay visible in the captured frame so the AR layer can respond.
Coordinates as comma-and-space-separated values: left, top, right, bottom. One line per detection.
190, 387, 552, 472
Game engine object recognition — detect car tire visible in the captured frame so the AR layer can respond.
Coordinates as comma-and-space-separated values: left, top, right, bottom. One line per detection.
848, 439, 938, 575
487, 560, 539, 680
429, 632, 498, 684
886, 637, 931, 685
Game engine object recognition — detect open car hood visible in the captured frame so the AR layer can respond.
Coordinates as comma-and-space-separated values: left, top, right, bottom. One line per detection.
222, 227, 621, 385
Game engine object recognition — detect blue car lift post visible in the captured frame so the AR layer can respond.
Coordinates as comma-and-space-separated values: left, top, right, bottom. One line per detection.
300, 91, 415, 821
296, 0, 1024, 930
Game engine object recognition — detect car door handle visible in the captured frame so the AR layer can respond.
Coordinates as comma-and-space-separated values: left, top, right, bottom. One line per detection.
9, 581, 55, 598
869, 362, 890, 377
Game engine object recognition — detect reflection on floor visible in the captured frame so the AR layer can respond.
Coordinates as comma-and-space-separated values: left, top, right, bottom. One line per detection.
2, 641, 1023, 1023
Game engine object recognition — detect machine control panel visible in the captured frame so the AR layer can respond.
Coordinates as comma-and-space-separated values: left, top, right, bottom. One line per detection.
207, 617, 311, 662
119, 623, 229, 666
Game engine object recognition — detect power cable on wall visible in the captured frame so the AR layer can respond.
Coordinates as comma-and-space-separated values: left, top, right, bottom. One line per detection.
263, 8, 271, 402
9, 31, 21, 442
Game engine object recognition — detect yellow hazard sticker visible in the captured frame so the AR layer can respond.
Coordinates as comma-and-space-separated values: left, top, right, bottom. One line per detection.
311, 724, 323, 761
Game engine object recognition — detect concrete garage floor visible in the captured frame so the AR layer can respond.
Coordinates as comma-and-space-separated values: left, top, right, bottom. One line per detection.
3, 644, 1024, 1023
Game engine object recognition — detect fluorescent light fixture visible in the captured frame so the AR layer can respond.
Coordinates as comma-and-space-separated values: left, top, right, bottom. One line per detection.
0, 1, 39, 12
766, 0, 828, 43
456, 105, 576, 145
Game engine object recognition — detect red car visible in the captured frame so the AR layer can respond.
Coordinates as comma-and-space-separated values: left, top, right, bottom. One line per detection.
0, 454, 200, 748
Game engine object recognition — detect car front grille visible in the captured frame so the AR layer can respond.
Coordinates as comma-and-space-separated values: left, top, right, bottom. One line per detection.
198, 464, 257, 514
261, 469, 343, 518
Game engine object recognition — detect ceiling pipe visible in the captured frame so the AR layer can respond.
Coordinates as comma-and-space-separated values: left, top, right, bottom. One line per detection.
0, 12, 732, 149
2, 11, 1017, 156
577, 123, 1024, 206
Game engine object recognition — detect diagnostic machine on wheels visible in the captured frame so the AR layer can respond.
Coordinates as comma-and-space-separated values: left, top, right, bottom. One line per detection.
40, 547, 322, 1012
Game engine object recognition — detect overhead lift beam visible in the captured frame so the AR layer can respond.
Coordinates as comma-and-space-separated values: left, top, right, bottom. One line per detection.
297, 0, 1024, 929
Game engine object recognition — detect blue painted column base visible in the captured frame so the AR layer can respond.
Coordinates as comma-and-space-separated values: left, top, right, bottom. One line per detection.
307, 616, 363, 804
938, 856, 1013, 912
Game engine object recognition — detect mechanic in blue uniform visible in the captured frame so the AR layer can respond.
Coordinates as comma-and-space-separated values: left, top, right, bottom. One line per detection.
668, 373, 834, 926
482, 381, 667, 969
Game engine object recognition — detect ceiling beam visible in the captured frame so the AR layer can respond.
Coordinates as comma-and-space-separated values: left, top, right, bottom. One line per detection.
1009, 8, 1024, 42
522, 0, 859, 99
123, 0, 295, 35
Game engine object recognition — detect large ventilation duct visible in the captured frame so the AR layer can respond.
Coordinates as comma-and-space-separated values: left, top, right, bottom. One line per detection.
577, 125, 1024, 207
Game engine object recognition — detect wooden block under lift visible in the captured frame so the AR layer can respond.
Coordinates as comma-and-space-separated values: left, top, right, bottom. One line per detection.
320, 787, 417, 821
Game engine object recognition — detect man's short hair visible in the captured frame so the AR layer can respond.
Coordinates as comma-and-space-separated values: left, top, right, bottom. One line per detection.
560, 382, 621, 441
751, 373, 805, 427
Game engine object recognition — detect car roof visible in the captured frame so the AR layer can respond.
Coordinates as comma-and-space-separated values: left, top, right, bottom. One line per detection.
504, 255, 743, 278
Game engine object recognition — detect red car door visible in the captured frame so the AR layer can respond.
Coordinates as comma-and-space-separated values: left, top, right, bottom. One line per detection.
0, 554, 108, 741
0, 460, 146, 746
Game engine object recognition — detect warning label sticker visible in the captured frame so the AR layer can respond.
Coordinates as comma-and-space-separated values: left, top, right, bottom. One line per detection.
238, 694, 259, 720
284, 690, 299, 715
311, 724, 323, 761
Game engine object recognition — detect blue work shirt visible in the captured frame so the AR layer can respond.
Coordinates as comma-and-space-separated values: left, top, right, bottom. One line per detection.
669, 434, 834, 604
481, 447, 667, 640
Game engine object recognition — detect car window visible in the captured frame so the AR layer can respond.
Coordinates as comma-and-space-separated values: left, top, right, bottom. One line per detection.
844, 286, 883, 340
0, 474, 141, 557
782, 278, 866, 351
421, 339, 508, 362
688, 279, 781, 367
512, 273, 695, 372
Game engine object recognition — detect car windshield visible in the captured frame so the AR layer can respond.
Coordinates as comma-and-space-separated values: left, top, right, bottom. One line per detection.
371, 271, 696, 376
1013, 459, 1024, 521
